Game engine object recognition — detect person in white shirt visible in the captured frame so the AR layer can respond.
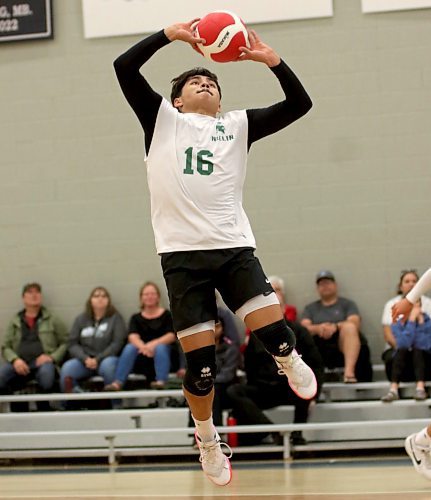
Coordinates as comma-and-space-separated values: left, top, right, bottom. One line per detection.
381, 270, 431, 402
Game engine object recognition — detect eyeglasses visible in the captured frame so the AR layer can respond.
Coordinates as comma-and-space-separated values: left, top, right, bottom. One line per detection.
92, 293, 108, 298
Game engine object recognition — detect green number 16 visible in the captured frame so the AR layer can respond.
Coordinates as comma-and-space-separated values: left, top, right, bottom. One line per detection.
183, 147, 214, 176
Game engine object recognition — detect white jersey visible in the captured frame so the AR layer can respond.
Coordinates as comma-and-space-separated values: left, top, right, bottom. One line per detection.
145, 98, 256, 253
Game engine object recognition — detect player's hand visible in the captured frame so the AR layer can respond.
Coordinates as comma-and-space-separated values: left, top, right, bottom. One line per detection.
13, 358, 30, 376
391, 298, 414, 323
164, 19, 206, 45
238, 30, 280, 67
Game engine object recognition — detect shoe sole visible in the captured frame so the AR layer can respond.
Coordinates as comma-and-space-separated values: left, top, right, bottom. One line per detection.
204, 456, 232, 486
405, 435, 422, 476
195, 432, 233, 486
289, 371, 318, 400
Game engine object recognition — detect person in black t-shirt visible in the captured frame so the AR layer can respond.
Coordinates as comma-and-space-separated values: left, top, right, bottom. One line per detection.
105, 282, 175, 390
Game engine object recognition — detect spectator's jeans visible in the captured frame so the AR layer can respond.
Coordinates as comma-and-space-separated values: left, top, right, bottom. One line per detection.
59, 356, 118, 392
0, 361, 56, 393
115, 343, 171, 385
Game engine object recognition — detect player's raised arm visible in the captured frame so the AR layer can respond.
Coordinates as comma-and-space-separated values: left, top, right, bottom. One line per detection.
242, 30, 312, 147
114, 20, 205, 153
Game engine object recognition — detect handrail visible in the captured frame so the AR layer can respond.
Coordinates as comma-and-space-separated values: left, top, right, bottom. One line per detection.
1, 418, 428, 463
1, 417, 428, 438
0, 389, 184, 403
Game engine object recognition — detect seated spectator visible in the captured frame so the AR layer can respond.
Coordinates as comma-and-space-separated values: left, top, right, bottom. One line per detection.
227, 319, 324, 446
0, 283, 68, 410
105, 282, 175, 391
381, 270, 431, 402
268, 275, 297, 322
240, 276, 297, 353
381, 270, 431, 399
60, 286, 126, 392
301, 270, 372, 383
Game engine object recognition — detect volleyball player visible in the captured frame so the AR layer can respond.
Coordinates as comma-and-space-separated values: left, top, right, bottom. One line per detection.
114, 19, 317, 486
392, 268, 431, 480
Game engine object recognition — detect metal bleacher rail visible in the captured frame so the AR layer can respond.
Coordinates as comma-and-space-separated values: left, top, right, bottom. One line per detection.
1, 366, 431, 464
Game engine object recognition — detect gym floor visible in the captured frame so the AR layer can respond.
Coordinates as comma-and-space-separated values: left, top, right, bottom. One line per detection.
0, 456, 430, 499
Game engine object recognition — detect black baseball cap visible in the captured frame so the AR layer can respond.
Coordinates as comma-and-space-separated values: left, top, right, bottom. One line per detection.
316, 270, 335, 283
22, 282, 42, 295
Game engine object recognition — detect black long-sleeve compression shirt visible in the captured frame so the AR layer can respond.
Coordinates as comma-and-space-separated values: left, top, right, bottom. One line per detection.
114, 30, 312, 154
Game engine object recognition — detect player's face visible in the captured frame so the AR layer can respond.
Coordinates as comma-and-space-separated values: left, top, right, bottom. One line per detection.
174, 75, 221, 116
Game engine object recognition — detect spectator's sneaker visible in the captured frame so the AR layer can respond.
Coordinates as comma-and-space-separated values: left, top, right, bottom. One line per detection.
274, 349, 317, 400
414, 389, 427, 401
150, 380, 165, 390
405, 433, 431, 480
195, 431, 232, 486
381, 390, 399, 403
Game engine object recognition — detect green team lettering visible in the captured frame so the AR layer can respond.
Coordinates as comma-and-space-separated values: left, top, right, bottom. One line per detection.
183, 147, 214, 176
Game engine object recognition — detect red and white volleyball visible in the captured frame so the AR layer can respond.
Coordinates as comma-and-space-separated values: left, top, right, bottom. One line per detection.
194, 11, 249, 63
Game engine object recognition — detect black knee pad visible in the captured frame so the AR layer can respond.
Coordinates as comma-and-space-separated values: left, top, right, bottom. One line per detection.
183, 345, 216, 396
253, 319, 296, 357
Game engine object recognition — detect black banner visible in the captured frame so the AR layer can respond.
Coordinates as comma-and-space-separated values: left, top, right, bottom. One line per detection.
0, 0, 52, 42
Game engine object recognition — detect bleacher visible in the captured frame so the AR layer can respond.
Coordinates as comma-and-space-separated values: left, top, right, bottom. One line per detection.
1, 364, 430, 463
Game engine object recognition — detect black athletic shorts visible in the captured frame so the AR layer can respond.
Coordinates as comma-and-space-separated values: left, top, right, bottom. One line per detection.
160, 247, 274, 332
313, 332, 344, 369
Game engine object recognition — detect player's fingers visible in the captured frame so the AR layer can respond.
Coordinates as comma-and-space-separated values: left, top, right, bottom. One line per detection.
247, 29, 257, 47
239, 46, 252, 56
192, 38, 206, 45
249, 29, 260, 45
237, 48, 251, 61
250, 29, 259, 40
187, 18, 201, 28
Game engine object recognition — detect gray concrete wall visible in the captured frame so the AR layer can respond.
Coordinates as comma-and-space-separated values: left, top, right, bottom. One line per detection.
1, 1, 431, 362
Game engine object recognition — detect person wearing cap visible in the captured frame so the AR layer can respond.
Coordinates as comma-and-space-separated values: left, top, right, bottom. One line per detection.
0, 283, 68, 404
301, 271, 365, 383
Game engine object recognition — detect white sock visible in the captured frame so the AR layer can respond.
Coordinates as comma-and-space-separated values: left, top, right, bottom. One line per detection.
414, 427, 431, 447
193, 414, 216, 443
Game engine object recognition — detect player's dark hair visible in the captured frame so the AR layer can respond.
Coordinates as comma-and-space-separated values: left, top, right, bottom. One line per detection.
170, 67, 222, 104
